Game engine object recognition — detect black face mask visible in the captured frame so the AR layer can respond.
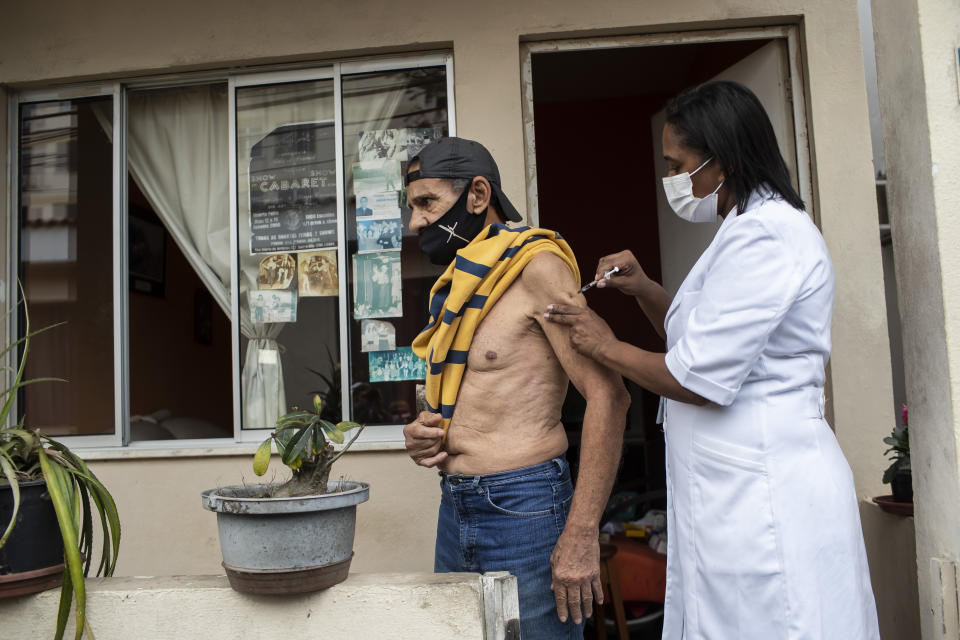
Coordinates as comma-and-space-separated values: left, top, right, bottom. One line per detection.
417, 187, 487, 265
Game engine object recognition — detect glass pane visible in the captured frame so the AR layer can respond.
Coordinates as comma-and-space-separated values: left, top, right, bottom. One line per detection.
342, 67, 448, 425
18, 97, 115, 436
127, 84, 233, 441
235, 79, 340, 430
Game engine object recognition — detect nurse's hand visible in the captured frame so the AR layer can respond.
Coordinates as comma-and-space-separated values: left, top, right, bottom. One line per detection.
543, 304, 617, 361
595, 250, 648, 296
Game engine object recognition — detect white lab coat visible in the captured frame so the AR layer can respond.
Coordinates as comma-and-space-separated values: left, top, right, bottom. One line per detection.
660, 189, 880, 640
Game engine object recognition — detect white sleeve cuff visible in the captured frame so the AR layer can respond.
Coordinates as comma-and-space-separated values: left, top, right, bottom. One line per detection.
664, 347, 738, 406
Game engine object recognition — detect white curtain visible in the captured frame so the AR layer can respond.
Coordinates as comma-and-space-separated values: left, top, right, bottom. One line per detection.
97, 86, 288, 429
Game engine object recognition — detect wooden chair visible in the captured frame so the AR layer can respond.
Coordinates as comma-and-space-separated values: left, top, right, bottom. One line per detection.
593, 542, 629, 640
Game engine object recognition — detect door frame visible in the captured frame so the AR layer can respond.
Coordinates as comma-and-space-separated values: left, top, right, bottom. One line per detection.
519, 25, 813, 226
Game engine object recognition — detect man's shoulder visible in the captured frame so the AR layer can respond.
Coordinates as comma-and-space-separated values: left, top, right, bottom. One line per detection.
519, 250, 578, 294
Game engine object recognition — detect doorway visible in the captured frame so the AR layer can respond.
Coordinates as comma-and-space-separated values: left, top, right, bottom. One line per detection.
525, 28, 807, 637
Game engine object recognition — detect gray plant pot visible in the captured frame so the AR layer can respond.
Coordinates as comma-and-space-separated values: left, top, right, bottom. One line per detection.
201, 481, 369, 595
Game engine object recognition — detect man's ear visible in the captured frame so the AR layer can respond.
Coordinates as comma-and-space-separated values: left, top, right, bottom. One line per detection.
468, 176, 492, 215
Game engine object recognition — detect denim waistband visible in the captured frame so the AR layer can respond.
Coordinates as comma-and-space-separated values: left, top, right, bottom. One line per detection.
439, 455, 567, 487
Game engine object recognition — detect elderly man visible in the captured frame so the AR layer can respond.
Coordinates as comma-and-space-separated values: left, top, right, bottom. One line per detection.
404, 137, 629, 639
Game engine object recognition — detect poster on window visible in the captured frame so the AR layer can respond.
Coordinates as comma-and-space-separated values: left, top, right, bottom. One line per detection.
356, 215, 402, 252
249, 121, 338, 254
249, 289, 297, 324
297, 250, 338, 297
353, 251, 402, 318
368, 347, 426, 382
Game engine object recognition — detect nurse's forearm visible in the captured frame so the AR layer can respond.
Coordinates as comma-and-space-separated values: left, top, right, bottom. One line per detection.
595, 339, 707, 405
633, 279, 671, 341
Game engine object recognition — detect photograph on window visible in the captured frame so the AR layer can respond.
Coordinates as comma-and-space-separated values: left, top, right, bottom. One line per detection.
358, 191, 400, 216
352, 251, 402, 319
368, 347, 426, 383
257, 253, 297, 290
356, 216, 403, 252
360, 319, 396, 353
297, 250, 338, 297
249, 121, 338, 254
249, 290, 297, 324
352, 158, 401, 195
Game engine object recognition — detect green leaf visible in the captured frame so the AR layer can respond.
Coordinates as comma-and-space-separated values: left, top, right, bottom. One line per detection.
313, 394, 323, 414
336, 421, 361, 432
253, 439, 272, 476
39, 453, 86, 640
319, 420, 344, 444
0, 455, 19, 549
281, 425, 314, 467
54, 567, 72, 640
49, 446, 121, 577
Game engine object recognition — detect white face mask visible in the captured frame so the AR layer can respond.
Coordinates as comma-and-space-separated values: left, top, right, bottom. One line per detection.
662, 157, 724, 223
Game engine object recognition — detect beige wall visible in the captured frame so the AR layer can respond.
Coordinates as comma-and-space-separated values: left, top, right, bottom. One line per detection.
87, 450, 439, 576
872, 0, 960, 637
1, 0, 904, 628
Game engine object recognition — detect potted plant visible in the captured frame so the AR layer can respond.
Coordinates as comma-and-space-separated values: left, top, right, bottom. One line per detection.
202, 393, 368, 595
883, 404, 912, 504
874, 403, 912, 515
0, 295, 121, 639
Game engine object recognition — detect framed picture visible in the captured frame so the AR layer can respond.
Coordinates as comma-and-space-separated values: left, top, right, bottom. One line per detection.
129, 216, 166, 297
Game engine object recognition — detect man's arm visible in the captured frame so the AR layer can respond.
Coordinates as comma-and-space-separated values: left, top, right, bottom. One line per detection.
521, 252, 631, 625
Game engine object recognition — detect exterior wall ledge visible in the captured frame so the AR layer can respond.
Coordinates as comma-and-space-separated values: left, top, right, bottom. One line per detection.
0, 572, 519, 640
74, 439, 407, 461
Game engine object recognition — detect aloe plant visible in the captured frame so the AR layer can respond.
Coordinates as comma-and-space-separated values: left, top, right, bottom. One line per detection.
253, 394, 364, 497
0, 290, 120, 640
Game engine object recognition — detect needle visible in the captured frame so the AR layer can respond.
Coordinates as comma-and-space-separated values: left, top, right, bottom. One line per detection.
578, 267, 620, 293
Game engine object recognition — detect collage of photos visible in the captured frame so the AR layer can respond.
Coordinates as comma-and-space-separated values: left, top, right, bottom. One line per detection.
251, 249, 340, 325
245, 122, 437, 391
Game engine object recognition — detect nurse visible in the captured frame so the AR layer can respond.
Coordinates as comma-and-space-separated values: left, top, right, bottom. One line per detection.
543, 81, 880, 639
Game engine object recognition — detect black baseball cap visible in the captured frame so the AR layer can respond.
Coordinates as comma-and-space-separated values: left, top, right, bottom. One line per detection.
404, 137, 523, 222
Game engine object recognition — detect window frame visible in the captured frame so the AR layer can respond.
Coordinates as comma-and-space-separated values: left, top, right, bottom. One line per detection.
6, 51, 456, 451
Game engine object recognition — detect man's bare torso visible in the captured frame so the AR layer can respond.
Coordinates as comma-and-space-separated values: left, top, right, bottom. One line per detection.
439, 264, 570, 475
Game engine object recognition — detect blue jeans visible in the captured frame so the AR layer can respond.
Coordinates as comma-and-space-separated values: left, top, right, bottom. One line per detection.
434, 456, 584, 640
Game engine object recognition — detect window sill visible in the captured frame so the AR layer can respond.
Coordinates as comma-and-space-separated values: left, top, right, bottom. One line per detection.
77, 438, 407, 461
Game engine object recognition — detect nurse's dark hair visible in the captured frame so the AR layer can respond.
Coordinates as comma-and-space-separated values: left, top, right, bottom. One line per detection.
665, 80, 805, 213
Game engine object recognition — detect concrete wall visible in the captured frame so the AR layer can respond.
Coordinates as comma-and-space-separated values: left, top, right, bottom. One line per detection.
86, 450, 439, 575
0, 573, 518, 640
872, 0, 960, 637
0, 0, 902, 626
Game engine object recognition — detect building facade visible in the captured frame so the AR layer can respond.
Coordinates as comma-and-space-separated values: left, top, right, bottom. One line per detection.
3, 1, 951, 638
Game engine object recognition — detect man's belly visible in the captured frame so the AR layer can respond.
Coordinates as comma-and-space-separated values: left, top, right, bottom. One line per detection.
438, 375, 569, 475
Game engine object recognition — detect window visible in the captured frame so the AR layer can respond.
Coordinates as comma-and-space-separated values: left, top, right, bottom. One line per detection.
18, 96, 117, 442
11, 54, 455, 448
